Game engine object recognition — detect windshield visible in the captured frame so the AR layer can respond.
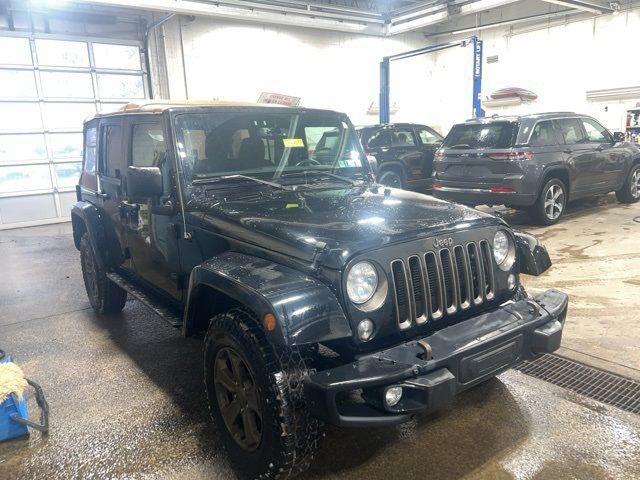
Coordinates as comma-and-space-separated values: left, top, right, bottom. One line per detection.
174, 110, 368, 185
442, 122, 517, 149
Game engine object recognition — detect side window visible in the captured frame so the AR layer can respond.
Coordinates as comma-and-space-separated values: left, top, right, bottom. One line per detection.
529, 121, 558, 147
83, 127, 97, 174
581, 118, 611, 143
555, 119, 586, 145
367, 129, 392, 148
131, 123, 166, 167
100, 124, 123, 177
391, 128, 415, 146
416, 127, 441, 145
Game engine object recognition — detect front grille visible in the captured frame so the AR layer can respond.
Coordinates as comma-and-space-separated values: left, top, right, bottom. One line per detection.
391, 240, 495, 330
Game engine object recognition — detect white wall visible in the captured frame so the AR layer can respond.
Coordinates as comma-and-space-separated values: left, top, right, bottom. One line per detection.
158, 16, 455, 128
451, 10, 640, 131
156, 9, 640, 136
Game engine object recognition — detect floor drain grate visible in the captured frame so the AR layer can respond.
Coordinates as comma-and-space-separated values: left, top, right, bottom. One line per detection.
515, 354, 640, 414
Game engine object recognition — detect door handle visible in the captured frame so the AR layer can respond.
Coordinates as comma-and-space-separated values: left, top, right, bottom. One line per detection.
119, 200, 139, 218
96, 191, 109, 200
120, 200, 139, 211
563, 149, 573, 154
596, 145, 604, 151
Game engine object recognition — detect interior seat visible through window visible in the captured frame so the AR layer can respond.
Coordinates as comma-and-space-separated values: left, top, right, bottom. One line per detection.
238, 137, 266, 168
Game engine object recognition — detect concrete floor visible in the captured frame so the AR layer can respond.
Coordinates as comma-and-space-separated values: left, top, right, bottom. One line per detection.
482, 193, 640, 380
1, 193, 639, 479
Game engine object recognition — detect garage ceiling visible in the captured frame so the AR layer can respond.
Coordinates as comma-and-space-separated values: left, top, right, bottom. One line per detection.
78, 0, 616, 35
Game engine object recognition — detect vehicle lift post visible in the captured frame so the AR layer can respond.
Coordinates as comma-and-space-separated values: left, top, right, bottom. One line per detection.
379, 36, 483, 124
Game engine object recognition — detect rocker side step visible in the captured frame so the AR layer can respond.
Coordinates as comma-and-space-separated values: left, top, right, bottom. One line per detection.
106, 272, 183, 328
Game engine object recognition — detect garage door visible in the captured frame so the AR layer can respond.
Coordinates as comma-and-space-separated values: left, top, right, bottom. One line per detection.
0, 34, 148, 229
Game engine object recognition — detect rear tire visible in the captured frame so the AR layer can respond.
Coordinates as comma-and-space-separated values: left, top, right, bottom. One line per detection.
529, 178, 567, 225
615, 163, 640, 204
79, 233, 127, 314
378, 168, 405, 189
204, 308, 322, 479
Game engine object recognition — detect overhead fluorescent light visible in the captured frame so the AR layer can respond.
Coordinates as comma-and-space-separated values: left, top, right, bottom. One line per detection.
444, 9, 574, 35
540, 0, 611, 14
389, 10, 448, 35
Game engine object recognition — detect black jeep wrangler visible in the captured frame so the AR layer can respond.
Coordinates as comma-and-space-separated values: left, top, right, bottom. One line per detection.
72, 101, 568, 479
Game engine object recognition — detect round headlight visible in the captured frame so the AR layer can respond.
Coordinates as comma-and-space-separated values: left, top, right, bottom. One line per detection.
346, 261, 378, 304
493, 230, 516, 271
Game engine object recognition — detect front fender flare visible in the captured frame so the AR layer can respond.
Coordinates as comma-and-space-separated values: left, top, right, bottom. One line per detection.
184, 252, 353, 346
513, 230, 552, 276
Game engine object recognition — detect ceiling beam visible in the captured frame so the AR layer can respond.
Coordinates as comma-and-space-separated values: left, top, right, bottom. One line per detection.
78, 0, 386, 35
540, 0, 613, 14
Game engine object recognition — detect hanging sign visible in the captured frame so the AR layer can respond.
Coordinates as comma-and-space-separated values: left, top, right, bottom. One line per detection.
257, 92, 301, 107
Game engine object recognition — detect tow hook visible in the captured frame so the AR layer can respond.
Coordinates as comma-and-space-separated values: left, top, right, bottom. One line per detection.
526, 299, 541, 316
417, 339, 433, 361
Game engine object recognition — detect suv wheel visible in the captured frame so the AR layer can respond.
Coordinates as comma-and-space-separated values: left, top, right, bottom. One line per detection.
378, 168, 404, 189
615, 164, 640, 204
79, 233, 127, 314
530, 178, 567, 225
204, 308, 322, 479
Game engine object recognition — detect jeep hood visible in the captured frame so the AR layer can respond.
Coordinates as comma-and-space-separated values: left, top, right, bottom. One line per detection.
186, 184, 504, 269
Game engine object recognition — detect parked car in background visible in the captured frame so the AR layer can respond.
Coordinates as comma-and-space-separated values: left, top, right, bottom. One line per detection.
357, 123, 443, 190
432, 112, 640, 224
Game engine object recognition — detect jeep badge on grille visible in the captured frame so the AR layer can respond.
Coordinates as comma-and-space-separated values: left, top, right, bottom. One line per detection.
433, 237, 453, 248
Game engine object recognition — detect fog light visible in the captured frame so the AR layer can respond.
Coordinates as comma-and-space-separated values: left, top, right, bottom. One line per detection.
385, 386, 403, 407
508, 273, 516, 290
357, 319, 374, 341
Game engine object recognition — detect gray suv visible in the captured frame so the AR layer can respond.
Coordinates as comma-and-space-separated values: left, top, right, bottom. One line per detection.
432, 112, 640, 224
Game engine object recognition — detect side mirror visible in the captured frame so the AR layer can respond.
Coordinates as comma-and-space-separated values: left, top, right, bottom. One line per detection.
127, 166, 163, 200
367, 154, 378, 174
613, 131, 625, 143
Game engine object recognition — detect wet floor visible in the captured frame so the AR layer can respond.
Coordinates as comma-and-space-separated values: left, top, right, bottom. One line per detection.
479, 193, 640, 380
1, 198, 640, 479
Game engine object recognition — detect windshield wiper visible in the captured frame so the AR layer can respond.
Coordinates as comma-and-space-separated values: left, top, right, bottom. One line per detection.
449, 143, 472, 149
280, 169, 358, 186
192, 174, 290, 190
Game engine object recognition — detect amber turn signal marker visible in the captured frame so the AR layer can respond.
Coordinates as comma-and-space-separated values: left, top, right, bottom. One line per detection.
263, 313, 277, 331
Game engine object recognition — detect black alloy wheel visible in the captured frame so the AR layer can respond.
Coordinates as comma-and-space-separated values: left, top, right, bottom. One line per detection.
213, 346, 263, 451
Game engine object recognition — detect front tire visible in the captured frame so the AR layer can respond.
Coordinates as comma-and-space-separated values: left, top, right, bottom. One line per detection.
79, 232, 127, 314
529, 178, 567, 225
616, 163, 640, 203
378, 168, 404, 189
204, 308, 322, 479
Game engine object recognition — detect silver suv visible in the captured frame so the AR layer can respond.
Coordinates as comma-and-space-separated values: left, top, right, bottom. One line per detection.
432, 112, 640, 224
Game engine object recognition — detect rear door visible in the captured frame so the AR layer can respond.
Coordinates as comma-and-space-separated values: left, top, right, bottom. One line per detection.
553, 118, 596, 195
580, 117, 626, 190
527, 119, 565, 168
389, 125, 422, 183
435, 121, 517, 188
414, 125, 443, 177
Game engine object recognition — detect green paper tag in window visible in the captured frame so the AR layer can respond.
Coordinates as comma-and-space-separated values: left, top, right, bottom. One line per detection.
283, 138, 304, 148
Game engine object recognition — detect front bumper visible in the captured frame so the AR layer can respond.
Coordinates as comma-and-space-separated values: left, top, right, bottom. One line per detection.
305, 289, 568, 427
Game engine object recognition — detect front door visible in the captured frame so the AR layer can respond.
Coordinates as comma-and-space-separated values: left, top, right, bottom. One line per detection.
580, 117, 625, 190
554, 118, 596, 196
123, 119, 183, 301
97, 118, 127, 266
